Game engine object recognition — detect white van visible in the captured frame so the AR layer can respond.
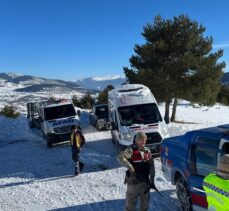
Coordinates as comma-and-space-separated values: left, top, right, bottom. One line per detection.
27, 99, 79, 148
108, 84, 168, 155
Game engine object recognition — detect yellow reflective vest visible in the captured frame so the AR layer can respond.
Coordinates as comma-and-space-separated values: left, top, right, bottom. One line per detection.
71, 132, 82, 149
203, 173, 229, 211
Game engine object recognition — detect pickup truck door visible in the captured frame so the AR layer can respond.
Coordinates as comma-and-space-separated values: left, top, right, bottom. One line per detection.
188, 136, 220, 210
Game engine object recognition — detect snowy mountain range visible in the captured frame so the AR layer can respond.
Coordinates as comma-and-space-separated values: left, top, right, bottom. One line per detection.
0, 72, 83, 92
74, 75, 126, 90
0, 73, 126, 91
0, 73, 126, 112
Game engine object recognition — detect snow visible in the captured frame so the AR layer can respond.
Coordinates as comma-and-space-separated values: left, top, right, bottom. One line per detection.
92, 75, 125, 81
0, 99, 229, 210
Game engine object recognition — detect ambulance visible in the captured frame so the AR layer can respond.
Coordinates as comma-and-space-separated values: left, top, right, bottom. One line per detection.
108, 84, 168, 155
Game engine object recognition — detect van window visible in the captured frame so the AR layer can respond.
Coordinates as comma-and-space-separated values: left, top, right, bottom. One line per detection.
118, 103, 162, 126
44, 104, 76, 120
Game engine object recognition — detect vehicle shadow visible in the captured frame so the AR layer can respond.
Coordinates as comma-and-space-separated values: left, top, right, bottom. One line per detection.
0, 135, 120, 189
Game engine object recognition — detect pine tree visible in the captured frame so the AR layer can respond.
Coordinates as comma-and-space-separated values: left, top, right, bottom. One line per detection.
80, 92, 94, 109
124, 15, 225, 123
97, 85, 114, 104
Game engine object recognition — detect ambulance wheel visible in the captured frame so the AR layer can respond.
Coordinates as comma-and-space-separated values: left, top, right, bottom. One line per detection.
176, 176, 193, 211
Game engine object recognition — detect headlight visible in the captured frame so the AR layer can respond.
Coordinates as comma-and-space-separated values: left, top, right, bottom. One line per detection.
98, 119, 105, 123
49, 128, 55, 133
122, 132, 132, 141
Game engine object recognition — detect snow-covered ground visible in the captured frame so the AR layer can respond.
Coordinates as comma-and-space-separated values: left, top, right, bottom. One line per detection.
0, 101, 229, 211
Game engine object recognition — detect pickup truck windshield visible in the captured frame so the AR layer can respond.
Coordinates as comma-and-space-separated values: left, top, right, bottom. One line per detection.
95, 105, 109, 118
44, 104, 76, 121
118, 103, 162, 126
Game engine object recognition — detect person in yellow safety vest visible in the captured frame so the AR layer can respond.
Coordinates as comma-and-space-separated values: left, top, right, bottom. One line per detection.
70, 125, 85, 176
203, 154, 229, 211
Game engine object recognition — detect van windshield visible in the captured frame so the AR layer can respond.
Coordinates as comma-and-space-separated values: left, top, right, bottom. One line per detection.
44, 104, 76, 121
118, 103, 162, 126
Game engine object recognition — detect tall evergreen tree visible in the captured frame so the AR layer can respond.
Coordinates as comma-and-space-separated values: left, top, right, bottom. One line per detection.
80, 92, 94, 109
124, 15, 225, 123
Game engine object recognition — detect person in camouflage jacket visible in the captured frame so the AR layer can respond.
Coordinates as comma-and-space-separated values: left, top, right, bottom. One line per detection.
117, 132, 155, 211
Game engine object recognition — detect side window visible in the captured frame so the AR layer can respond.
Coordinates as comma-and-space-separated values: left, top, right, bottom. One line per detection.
191, 136, 219, 177
195, 146, 218, 176
114, 111, 119, 131
222, 142, 229, 154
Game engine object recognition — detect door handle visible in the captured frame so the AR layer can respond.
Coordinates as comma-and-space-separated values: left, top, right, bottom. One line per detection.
192, 187, 205, 193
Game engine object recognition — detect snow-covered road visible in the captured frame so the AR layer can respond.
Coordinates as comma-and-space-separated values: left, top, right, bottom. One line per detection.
1, 103, 229, 211
0, 113, 178, 211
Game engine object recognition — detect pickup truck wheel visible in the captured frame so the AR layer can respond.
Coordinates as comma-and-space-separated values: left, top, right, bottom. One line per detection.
176, 176, 192, 211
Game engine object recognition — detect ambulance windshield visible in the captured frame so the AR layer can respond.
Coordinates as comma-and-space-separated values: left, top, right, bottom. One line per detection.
118, 103, 162, 126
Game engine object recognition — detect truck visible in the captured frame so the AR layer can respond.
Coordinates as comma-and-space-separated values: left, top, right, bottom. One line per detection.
27, 99, 80, 148
160, 124, 229, 210
89, 104, 110, 130
108, 84, 168, 155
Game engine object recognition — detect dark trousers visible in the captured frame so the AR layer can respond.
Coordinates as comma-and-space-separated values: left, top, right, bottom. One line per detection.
72, 147, 80, 174
72, 147, 84, 174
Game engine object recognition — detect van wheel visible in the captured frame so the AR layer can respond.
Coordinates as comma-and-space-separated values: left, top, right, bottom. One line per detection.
176, 176, 193, 211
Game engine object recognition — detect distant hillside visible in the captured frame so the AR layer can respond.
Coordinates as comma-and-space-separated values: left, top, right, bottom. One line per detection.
0, 72, 95, 93
222, 72, 229, 85
75, 75, 126, 90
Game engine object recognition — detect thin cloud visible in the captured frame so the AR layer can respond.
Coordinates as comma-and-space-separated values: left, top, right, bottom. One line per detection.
213, 42, 229, 49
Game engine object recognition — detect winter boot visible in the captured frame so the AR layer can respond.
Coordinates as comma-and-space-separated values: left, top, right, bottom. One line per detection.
79, 161, 84, 172
74, 162, 80, 176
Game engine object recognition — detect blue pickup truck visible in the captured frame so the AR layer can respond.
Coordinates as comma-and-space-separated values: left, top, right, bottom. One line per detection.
160, 124, 229, 211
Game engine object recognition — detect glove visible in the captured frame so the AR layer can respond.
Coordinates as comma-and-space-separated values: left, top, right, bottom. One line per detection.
128, 166, 135, 173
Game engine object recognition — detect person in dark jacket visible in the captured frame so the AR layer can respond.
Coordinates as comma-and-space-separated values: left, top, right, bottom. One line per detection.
117, 132, 155, 211
70, 125, 85, 176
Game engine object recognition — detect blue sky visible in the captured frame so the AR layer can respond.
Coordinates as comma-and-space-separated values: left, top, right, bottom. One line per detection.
0, 0, 229, 81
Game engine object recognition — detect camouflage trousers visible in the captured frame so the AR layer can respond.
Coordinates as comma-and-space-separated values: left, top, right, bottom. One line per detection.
125, 182, 150, 211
